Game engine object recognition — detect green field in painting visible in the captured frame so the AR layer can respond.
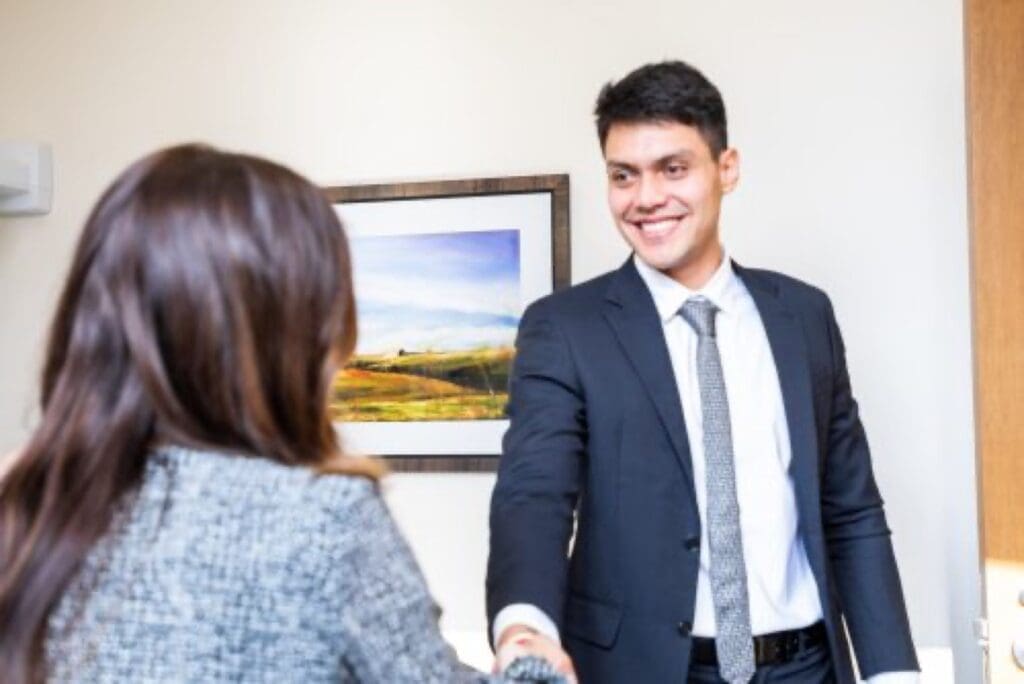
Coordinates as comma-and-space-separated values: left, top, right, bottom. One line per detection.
331, 347, 513, 422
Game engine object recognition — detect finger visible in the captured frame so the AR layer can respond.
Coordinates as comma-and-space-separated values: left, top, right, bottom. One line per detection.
494, 641, 530, 670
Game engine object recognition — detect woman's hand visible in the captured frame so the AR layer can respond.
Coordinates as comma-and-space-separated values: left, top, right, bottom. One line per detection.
493, 625, 577, 683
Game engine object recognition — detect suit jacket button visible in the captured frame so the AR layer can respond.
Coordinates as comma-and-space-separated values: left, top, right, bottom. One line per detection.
684, 536, 700, 552
677, 621, 692, 636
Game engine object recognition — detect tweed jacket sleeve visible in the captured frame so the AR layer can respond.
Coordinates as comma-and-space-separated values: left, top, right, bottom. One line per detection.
326, 481, 564, 683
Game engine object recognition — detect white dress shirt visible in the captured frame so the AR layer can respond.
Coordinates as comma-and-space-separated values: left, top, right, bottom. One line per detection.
494, 252, 917, 683
633, 252, 823, 637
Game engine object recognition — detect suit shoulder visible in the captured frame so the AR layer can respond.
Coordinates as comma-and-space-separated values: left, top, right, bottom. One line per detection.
739, 266, 833, 312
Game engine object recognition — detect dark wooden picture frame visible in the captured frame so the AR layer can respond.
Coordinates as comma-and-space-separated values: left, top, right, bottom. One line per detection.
324, 175, 570, 472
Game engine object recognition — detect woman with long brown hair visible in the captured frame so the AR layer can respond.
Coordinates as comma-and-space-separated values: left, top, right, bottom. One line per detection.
0, 145, 570, 683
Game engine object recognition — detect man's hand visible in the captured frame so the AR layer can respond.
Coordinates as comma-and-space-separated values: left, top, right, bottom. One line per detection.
493, 624, 577, 683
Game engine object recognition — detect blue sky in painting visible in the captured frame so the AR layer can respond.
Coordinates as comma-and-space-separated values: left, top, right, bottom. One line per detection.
350, 229, 521, 354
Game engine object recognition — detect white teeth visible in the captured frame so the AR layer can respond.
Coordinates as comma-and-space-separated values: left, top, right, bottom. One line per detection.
637, 218, 678, 236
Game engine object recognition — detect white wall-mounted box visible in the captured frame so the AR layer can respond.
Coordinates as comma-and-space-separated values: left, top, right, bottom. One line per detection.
0, 142, 52, 216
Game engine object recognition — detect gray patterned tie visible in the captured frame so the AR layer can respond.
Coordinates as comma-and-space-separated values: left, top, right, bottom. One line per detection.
680, 296, 756, 684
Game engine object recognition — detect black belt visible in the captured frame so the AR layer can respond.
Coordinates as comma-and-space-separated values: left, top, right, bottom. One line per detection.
690, 621, 828, 667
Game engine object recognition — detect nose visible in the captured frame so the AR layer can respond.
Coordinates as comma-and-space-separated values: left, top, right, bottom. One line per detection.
636, 173, 667, 211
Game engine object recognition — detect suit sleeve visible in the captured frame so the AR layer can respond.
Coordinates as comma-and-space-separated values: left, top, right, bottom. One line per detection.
486, 300, 585, 644
819, 296, 919, 676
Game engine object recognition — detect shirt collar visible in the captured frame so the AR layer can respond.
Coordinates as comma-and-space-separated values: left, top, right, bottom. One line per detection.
633, 249, 742, 324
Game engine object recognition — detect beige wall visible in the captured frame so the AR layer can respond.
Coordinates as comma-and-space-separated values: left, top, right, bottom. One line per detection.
0, 1, 978, 680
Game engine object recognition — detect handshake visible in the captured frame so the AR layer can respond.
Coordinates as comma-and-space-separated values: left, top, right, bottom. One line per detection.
493, 624, 578, 684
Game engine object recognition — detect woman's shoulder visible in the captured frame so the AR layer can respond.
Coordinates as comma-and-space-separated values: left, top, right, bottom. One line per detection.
305, 467, 384, 524
147, 445, 383, 525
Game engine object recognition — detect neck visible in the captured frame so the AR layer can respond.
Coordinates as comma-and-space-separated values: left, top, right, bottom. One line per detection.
664, 245, 724, 290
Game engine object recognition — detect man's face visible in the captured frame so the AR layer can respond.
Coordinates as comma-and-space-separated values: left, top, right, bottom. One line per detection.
604, 121, 739, 288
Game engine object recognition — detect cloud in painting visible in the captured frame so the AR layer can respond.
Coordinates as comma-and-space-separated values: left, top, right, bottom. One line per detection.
350, 229, 521, 354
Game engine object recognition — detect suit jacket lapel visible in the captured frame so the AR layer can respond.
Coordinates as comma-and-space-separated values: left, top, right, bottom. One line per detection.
602, 259, 695, 489
735, 263, 823, 540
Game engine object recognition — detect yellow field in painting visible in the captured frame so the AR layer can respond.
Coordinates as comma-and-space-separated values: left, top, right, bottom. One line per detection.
330, 347, 513, 422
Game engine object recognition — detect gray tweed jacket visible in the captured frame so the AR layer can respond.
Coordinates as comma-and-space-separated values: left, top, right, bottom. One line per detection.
44, 446, 535, 683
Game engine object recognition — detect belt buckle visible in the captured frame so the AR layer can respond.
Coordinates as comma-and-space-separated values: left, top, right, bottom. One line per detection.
756, 633, 799, 665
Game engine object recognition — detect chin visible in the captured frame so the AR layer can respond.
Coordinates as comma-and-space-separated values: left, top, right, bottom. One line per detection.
634, 252, 682, 274
631, 240, 685, 265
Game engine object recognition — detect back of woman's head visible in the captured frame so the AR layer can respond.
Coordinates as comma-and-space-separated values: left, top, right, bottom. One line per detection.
0, 144, 371, 681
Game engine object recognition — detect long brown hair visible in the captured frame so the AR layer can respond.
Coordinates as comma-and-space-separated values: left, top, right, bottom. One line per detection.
0, 144, 381, 681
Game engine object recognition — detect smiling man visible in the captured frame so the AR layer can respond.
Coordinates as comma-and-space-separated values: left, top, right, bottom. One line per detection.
487, 61, 920, 683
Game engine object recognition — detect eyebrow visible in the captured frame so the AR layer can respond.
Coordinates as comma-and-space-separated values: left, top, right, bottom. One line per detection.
605, 150, 696, 171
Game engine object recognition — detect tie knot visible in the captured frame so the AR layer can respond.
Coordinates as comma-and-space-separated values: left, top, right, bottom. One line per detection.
679, 296, 719, 337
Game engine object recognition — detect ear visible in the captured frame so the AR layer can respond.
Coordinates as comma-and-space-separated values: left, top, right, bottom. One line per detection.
718, 148, 740, 194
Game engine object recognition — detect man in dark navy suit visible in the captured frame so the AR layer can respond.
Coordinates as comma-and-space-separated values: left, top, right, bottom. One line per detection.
487, 61, 919, 683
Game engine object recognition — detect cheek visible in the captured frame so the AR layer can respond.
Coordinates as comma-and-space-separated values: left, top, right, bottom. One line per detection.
682, 177, 717, 210
607, 189, 632, 218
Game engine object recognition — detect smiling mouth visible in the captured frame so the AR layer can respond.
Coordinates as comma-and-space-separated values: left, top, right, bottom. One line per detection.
633, 216, 684, 237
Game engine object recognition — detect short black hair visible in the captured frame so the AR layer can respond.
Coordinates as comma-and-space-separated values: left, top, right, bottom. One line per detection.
594, 60, 728, 157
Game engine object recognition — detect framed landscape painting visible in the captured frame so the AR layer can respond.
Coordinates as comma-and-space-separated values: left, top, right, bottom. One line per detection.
324, 175, 570, 471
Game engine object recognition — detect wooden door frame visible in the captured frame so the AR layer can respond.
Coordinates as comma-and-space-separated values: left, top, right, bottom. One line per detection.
965, 0, 1024, 680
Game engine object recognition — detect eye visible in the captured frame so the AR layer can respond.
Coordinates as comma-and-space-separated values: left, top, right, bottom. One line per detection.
609, 168, 634, 186
665, 163, 688, 178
